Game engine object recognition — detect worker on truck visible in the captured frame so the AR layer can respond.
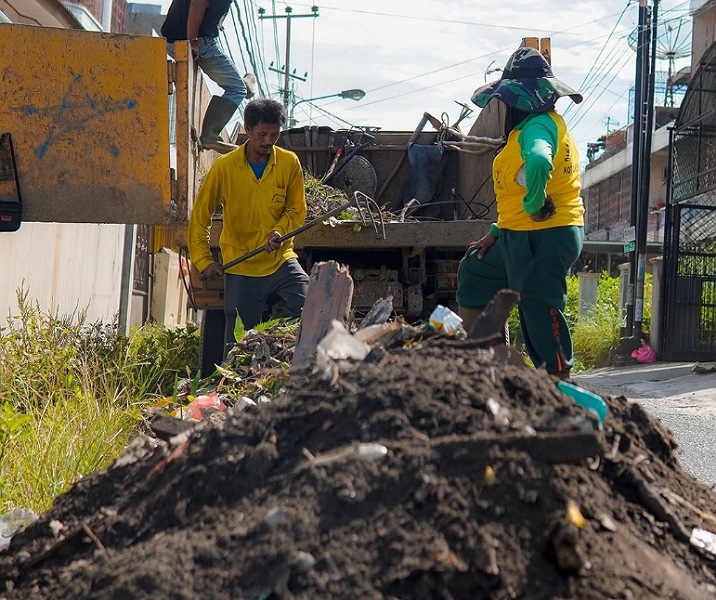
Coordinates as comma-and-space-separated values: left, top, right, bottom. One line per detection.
161, 0, 255, 152
456, 46, 585, 380
188, 98, 310, 356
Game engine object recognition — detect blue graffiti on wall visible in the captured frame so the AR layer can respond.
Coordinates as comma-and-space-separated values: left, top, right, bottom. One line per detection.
22, 72, 137, 159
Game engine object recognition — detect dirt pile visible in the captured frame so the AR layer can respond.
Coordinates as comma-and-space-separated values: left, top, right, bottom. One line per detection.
1, 339, 715, 600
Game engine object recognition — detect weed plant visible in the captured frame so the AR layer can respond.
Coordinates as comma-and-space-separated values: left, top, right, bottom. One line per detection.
0, 290, 199, 512
507, 273, 652, 373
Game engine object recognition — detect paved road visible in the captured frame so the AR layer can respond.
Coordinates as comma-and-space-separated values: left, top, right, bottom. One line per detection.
575, 362, 716, 489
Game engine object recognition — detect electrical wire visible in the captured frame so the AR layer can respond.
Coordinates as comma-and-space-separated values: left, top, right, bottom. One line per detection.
229, 0, 268, 97
562, 1, 632, 120
294, 100, 357, 129
243, 0, 272, 95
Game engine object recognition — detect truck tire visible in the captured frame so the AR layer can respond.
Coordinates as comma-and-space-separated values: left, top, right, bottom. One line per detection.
331, 155, 377, 198
200, 309, 225, 376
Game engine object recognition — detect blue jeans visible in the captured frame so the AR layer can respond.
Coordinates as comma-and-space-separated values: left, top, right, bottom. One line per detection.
195, 37, 246, 107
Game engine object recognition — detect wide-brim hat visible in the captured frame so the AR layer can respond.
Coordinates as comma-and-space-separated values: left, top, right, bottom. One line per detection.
472, 47, 583, 113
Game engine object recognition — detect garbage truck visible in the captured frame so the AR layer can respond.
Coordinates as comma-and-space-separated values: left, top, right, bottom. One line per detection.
0, 22, 534, 372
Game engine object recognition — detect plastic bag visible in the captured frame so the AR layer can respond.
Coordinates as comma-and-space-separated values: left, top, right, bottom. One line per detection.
0, 508, 38, 551
428, 305, 463, 336
184, 392, 226, 420
631, 342, 656, 364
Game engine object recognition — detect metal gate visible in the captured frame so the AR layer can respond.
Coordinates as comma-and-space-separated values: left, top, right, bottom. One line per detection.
133, 224, 152, 324
662, 42, 716, 360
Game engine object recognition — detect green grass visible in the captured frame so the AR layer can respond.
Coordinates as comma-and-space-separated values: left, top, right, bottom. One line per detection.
0, 290, 200, 513
507, 272, 652, 373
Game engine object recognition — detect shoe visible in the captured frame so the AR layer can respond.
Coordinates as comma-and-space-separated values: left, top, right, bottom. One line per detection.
200, 96, 238, 152
243, 73, 257, 100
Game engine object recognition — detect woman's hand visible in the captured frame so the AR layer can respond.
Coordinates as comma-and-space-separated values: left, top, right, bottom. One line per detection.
530, 196, 556, 222
465, 233, 497, 260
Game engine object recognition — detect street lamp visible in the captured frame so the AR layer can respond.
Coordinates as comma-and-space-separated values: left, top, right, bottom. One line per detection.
289, 88, 366, 126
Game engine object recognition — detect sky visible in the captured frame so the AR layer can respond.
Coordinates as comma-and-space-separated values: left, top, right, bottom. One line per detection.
152, 0, 694, 165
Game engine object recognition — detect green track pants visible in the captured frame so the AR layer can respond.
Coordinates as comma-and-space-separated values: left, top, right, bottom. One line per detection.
456, 226, 583, 375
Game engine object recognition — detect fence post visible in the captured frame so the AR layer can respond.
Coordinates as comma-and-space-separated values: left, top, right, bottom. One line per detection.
578, 272, 600, 317
650, 256, 663, 355
618, 263, 630, 332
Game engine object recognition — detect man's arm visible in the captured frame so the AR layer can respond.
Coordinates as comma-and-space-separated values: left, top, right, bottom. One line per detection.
187, 0, 209, 52
187, 164, 223, 273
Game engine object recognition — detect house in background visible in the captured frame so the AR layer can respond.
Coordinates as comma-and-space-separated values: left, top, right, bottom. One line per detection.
580, 0, 716, 360
581, 0, 715, 263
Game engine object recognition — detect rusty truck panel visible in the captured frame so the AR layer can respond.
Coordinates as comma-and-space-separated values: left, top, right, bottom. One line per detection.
0, 24, 172, 224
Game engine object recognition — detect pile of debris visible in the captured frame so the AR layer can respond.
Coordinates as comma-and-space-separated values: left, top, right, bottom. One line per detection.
1, 318, 715, 599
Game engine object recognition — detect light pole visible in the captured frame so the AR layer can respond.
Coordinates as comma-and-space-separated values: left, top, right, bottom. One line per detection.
289, 89, 366, 126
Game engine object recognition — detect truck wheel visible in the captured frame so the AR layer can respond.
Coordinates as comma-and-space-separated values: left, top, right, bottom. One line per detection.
331, 155, 377, 198
200, 309, 225, 376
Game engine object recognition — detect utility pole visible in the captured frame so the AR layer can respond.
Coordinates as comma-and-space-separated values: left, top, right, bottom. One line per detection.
623, 0, 649, 340
258, 5, 319, 111
619, 0, 658, 358
634, 0, 659, 342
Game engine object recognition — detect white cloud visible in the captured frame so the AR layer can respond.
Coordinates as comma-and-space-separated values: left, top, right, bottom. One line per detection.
155, 0, 693, 161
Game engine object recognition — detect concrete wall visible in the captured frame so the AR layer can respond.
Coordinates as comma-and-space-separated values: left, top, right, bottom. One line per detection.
151, 248, 189, 328
0, 223, 125, 324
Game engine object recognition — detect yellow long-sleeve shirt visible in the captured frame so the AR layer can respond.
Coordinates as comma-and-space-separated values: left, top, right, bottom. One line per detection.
188, 143, 307, 277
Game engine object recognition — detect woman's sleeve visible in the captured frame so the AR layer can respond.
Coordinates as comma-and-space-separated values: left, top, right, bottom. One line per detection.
518, 115, 559, 215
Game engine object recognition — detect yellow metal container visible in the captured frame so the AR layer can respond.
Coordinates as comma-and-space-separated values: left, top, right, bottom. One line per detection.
0, 24, 173, 223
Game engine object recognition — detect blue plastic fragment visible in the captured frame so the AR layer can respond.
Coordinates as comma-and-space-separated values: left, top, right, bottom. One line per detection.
557, 381, 609, 425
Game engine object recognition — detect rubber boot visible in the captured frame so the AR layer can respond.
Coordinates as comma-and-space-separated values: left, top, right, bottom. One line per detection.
243, 73, 257, 100
199, 96, 238, 154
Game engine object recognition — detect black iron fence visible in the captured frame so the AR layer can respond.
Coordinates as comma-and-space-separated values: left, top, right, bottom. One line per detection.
662, 129, 716, 359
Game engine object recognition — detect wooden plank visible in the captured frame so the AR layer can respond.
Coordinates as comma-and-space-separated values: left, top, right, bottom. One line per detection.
293, 261, 354, 368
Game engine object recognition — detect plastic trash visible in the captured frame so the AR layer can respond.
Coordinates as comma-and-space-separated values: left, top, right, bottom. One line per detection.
428, 305, 463, 336
690, 527, 716, 556
317, 320, 371, 361
184, 391, 226, 420
631, 342, 656, 363
487, 397, 510, 428
0, 508, 38, 551
557, 381, 608, 425
312, 442, 389, 467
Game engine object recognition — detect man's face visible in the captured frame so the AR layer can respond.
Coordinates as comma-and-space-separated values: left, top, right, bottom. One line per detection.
245, 121, 281, 159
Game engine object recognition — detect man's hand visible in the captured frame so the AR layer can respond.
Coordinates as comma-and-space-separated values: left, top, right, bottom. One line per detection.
199, 262, 224, 281
190, 39, 200, 60
530, 196, 556, 222
465, 233, 497, 260
265, 230, 283, 252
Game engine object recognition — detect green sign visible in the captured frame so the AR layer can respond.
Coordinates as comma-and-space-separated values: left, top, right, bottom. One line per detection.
624, 241, 636, 253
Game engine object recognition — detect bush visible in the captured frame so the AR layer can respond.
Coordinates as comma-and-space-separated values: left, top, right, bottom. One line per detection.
506, 273, 652, 373
0, 290, 200, 512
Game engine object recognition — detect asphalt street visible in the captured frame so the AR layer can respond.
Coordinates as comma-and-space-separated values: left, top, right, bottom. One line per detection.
575, 362, 716, 489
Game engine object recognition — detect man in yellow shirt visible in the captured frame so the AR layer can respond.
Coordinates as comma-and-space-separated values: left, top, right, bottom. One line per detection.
188, 98, 309, 356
